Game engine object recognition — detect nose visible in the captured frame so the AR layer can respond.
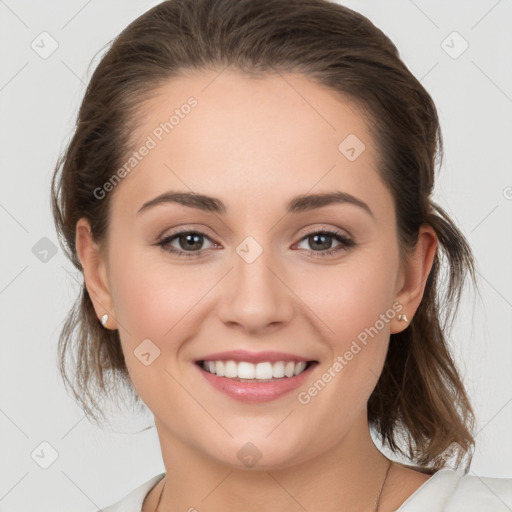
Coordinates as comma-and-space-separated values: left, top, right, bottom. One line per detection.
216, 248, 295, 334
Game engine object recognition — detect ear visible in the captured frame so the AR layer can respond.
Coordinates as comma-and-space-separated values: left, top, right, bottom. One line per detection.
75, 217, 117, 330
391, 223, 438, 334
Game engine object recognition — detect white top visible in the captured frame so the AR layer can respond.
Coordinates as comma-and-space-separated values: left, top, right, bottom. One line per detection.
98, 468, 512, 512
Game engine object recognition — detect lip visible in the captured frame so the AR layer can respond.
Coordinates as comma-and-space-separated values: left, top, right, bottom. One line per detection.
194, 359, 319, 403
194, 350, 316, 364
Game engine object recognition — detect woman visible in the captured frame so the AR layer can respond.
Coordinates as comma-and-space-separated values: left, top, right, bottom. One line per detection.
50, 0, 512, 510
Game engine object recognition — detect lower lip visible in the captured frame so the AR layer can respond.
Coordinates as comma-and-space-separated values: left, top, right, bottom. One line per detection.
195, 362, 317, 403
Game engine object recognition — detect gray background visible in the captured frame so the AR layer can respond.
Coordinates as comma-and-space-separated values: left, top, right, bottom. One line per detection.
1, 0, 511, 511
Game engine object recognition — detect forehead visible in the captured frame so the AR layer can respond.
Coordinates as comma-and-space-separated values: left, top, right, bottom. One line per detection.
112, 68, 389, 218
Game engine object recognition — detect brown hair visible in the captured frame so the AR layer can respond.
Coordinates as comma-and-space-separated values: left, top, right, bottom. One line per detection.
51, 0, 479, 472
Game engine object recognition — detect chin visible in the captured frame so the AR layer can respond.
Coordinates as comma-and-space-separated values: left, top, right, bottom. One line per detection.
206, 438, 312, 471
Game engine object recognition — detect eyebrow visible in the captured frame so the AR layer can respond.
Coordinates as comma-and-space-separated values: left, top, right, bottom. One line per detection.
137, 190, 374, 218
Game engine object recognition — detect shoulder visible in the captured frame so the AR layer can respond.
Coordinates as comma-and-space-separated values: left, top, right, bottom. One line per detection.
446, 470, 512, 511
95, 473, 165, 512
397, 468, 512, 512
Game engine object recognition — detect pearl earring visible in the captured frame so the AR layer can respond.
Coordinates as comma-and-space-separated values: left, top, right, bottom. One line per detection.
398, 314, 408, 322
101, 314, 109, 327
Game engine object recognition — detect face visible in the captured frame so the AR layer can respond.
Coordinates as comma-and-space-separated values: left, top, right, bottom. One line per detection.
80, 68, 423, 470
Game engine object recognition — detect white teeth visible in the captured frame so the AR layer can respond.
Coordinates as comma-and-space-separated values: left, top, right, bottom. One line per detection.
272, 361, 285, 378
284, 361, 295, 377
200, 360, 311, 380
294, 361, 307, 375
237, 361, 256, 379
216, 361, 225, 377
255, 362, 273, 379
224, 360, 238, 378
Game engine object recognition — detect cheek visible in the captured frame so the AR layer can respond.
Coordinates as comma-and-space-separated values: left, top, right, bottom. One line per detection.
109, 248, 200, 339
300, 247, 399, 350
107, 248, 206, 403
294, 251, 399, 426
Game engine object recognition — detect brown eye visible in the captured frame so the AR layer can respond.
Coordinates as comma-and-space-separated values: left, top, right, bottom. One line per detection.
157, 231, 215, 256
295, 230, 355, 257
156, 228, 355, 258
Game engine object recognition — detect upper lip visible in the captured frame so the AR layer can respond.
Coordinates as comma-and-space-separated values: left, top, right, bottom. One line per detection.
195, 350, 317, 364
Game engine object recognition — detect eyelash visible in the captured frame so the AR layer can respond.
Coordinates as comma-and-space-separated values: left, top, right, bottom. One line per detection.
155, 228, 356, 258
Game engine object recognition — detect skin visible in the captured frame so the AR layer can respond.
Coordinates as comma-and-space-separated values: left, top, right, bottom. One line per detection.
76, 69, 437, 511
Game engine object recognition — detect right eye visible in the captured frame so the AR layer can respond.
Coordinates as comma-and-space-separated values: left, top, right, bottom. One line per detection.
156, 230, 217, 257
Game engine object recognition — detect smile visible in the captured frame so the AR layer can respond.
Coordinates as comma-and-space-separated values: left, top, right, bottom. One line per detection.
195, 359, 319, 402
200, 360, 311, 380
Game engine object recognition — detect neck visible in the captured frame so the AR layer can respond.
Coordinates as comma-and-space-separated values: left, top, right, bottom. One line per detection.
153, 412, 392, 512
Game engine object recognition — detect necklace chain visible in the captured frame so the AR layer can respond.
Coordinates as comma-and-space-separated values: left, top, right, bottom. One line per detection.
155, 459, 393, 512
375, 459, 393, 511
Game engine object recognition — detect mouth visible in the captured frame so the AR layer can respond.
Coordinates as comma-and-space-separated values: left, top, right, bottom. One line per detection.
196, 359, 318, 381
194, 359, 319, 402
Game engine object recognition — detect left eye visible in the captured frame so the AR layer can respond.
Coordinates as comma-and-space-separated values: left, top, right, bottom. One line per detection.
156, 229, 355, 257
295, 230, 354, 255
